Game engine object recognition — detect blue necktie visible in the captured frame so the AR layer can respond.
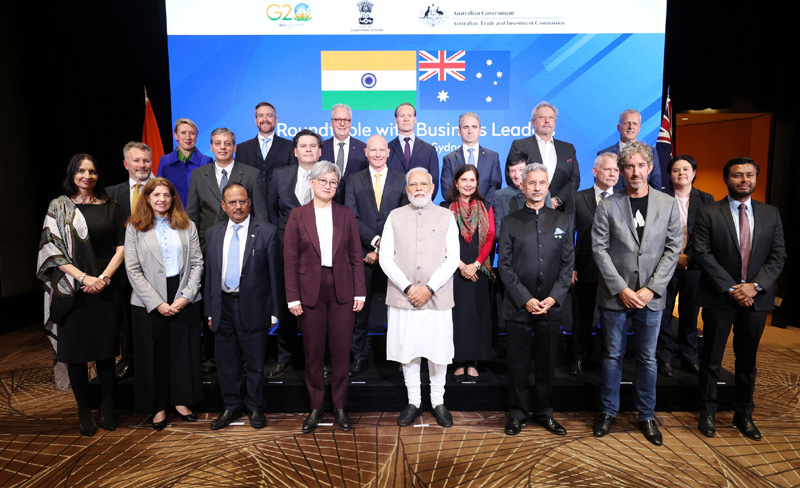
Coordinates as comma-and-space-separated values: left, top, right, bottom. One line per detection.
467, 147, 475, 166
261, 137, 270, 159
224, 224, 242, 290
220, 169, 228, 198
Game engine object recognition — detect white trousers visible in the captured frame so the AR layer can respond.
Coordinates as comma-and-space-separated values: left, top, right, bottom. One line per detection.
402, 357, 448, 406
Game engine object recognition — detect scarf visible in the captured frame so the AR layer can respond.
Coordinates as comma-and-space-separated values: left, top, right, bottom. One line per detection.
449, 198, 492, 277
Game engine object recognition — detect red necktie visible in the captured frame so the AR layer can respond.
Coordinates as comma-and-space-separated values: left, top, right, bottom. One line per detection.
739, 203, 750, 281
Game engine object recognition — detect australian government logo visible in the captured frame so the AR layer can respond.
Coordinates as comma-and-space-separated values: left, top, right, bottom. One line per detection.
419, 4, 447, 26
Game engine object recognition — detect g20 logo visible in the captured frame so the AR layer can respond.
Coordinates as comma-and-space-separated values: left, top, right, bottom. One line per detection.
266, 3, 312, 21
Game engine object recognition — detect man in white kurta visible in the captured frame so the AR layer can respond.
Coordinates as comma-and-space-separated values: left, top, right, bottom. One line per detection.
379, 167, 460, 427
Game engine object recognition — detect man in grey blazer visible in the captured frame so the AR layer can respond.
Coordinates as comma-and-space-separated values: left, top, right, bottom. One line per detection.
440, 112, 502, 205
507, 101, 579, 212
591, 142, 681, 446
186, 128, 268, 249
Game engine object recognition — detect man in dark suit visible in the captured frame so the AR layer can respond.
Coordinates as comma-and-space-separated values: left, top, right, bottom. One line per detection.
498, 163, 574, 436
107, 141, 154, 380
205, 183, 282, 430
321, 103, 368, 202
569, 151, 619, 375
597, 109, 661, 191
387, 102, 440, 194
265, 129, 323, 377
656, 155, 715, 377
507, 101, 579, 212
344, 135, 408, 377
591, 142, 681, 446
186, 128, 268, 248
492, 152, 528, 237
441, 112, 502, 205
157, 118, 213, 206
236, 102, 296, 196
693, 157, 786, 441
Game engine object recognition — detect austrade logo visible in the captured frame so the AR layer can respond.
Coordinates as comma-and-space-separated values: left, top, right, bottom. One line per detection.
266, 3, 312, 21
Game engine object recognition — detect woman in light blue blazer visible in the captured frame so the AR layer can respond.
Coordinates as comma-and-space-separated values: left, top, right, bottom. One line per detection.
125, 177, 204, 430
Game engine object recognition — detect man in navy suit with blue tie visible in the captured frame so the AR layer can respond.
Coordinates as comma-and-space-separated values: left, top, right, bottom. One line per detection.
596, 109, 661, 191
321, 104, 368, 202
440, 112, 502, 205
344, 135, 408, 376
205, 183, 282, 430
387, 103, 440, 195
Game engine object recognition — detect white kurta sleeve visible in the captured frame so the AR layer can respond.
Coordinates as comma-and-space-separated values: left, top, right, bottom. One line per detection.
379, 214, 412, 291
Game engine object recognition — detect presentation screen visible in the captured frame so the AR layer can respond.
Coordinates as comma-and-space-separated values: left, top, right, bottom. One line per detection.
165, 1, 667, 193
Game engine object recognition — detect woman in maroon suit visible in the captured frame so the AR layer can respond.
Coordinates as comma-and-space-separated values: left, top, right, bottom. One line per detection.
284, 160, 366, 433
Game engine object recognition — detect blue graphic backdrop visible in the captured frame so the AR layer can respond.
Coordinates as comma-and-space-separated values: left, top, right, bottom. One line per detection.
167, 33, 665, 192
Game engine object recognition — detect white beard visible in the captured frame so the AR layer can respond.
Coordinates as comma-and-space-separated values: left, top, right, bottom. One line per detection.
410, 193, 431, 208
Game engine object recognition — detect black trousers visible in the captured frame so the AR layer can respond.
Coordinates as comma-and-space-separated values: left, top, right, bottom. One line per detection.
698, 307, 767, 417
506, 318, 560, 421
656, 268, 700, 366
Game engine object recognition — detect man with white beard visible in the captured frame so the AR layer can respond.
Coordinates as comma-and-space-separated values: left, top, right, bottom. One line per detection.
379, 167, 460, 428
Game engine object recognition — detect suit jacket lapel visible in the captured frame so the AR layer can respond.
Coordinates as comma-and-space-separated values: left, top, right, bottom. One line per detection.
719, 200, 739, 248
300, 204, 321, 258
332, 205, 343, 258
749, 201, 764, 262
454, 146, 466, 166
121, 186, 132, 216
640, 191, 662, 247
241, 220, 256, 270
288, 170, 301, 207
203, 165, 221, 199
178, 226, 189, 275
143, 229, 165, 267
687, 187, 700, 232
615, 195, 639, 244
585, 190, 597, 214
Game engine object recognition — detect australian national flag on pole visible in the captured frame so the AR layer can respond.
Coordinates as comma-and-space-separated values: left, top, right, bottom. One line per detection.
418, 50, 510, 110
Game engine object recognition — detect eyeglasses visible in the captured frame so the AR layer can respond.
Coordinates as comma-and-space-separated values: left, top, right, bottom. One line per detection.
315, 178, 339, 188
332, 118, 352, 124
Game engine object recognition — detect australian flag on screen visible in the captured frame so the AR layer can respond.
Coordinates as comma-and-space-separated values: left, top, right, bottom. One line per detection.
418, 50, 510, 110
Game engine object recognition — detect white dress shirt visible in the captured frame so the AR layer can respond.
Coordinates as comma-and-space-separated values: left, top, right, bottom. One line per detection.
535, 133, 557, 183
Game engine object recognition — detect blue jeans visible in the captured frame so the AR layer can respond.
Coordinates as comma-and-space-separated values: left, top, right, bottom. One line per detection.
599, 307, 662, 420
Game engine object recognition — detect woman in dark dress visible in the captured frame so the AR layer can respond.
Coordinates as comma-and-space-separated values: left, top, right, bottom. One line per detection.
443, 164, 495, 381
125, 178, 204, 430
36, 154, 125, 436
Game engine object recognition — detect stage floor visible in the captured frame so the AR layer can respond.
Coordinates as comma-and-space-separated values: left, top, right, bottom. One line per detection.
1, 323, 800, 487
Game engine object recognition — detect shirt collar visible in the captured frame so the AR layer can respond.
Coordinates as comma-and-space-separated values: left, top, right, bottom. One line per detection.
727, 194, 752, 212
129, 176, 151, 188
534, 132, 555, 145
227, 214, 250, 231
593, 184, 613, 199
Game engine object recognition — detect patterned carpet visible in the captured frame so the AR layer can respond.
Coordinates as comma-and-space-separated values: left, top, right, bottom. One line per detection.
1, 325, 799, 487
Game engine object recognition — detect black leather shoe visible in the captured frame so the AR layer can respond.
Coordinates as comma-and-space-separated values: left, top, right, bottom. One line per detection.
176, 409, 198, 422
210, 410, 241, 430
658, 362, 673, 377
333, 408, 352, 431
152, 411, 169, 431
593, 413, 615, 437
432, 404, 453, 427
698, 415, 716, 437
267, 362, 291, 378
569, 359, 584, 375
505, 418, 525, 435
100, 408, 116, 431
302, 409, 323, 434
115, 362, 133, 380
78, 408, 97, 437
250, 411, 266, 429
683, 363, 700, 375
349, 360, 367, 377
639, 420, 663, 446
733, 415, 762, 441
535, 417, 567, 435
398, 404, 423, 427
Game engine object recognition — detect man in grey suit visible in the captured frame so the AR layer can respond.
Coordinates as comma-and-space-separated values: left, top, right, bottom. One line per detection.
597, 109, 661, 191
440, 112, 502, 205
591, 142, 681, 446
186, 128, 268, 248
344, 135, 408, 377
507, 101, 579, 212
106, 141, 154, 380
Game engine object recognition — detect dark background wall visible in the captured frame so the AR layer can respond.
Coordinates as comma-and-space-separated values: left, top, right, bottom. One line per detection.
1, 2, 797, 332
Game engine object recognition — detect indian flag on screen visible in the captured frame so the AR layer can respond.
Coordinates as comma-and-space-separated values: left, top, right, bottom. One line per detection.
320, 51, 417, 110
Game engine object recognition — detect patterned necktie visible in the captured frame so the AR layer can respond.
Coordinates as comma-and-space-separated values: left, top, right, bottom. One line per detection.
600, 191, 608, 201
336, 142, 346, 173
374, 173, 382, 210
261, 137, 270, 159
301, 173, 312, 204
739, 203, 750, 281
132, 183, 143, 211
224, 224, 242, 291
467, 147, 475, 166
403, 137, 411, 170
220, 169, 228, 197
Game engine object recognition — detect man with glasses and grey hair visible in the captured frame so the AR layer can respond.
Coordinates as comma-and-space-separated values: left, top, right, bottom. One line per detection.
379, 167, 459, 428
321, 104, 368, 201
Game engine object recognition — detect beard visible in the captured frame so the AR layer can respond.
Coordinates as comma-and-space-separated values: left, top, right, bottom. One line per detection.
410, 192, 432, 208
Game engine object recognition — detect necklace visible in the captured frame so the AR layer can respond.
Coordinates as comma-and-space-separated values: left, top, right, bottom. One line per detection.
71, 195, 97, 205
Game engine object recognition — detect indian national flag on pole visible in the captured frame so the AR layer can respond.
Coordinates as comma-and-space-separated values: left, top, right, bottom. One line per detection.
321, 51, 417, 110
